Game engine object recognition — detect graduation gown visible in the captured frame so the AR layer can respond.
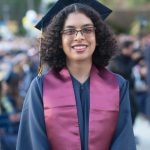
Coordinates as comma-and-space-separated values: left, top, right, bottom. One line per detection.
16, 66, 136, 150
144, 45, 150, 119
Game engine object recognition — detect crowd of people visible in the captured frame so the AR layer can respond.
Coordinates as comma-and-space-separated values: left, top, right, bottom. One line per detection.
0, 23, 150, 150
0, 39, 38, 149
109, 33, 150, 125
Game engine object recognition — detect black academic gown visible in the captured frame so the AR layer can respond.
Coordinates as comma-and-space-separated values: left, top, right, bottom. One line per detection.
144, 45, 150, 119
16, 73, 136, 150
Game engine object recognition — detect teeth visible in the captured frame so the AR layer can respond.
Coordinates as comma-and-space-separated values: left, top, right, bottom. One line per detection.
73, 45, 87, 49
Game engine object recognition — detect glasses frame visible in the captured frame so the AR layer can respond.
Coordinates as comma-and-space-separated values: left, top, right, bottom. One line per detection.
61, 26, 96, 37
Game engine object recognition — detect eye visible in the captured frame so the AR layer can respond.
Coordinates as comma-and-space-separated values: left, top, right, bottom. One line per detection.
62, 29, 76, 35
82, 27, 95, 34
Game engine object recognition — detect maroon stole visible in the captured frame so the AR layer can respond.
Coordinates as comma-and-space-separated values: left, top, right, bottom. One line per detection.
43, 66, 119, 150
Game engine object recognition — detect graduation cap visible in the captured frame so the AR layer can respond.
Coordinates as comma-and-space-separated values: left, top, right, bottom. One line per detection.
35, 0, 112, 30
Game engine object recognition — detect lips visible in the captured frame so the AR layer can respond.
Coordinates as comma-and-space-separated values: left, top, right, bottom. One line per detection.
71, 44, 88, 52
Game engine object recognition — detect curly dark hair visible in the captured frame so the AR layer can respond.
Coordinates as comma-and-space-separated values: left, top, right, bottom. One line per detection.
40, 3, 118, 71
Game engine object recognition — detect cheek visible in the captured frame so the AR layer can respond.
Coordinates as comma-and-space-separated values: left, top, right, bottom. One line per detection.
90, 37, 96, 49
62, 37, 70, 50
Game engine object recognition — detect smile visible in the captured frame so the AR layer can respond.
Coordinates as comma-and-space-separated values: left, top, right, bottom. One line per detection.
71, 45, 88, 51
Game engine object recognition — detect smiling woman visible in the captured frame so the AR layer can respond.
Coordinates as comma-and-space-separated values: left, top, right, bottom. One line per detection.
61, 12, 96, 66
16, 1, 136, 150
40, 2, 118, 72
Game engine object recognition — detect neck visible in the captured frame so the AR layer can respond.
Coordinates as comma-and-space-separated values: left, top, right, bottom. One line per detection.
67, 60, 92, 84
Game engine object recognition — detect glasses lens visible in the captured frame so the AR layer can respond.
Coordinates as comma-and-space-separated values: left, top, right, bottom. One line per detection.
82, 27, 95, 34
62, 29, 76, 35
61, 26, 95, 37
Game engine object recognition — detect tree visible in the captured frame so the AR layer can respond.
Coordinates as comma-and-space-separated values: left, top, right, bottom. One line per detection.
0, 0, 41, 23
99, 0, 150, 9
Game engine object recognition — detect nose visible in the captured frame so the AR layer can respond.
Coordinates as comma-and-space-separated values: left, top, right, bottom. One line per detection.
74, 30, 85, 40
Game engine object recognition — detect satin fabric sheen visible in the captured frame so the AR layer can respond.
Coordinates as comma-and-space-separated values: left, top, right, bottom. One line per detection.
43, 66, 119, 150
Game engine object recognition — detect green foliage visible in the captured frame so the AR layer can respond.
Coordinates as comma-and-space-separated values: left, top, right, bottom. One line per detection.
107, 21, 129, 34
99, 0, 116, 8
1, 0, 41, 20
0, 0, 42, 35
99, 0, 150, 9
15, 25, 27, 36
129, 0, 150, 6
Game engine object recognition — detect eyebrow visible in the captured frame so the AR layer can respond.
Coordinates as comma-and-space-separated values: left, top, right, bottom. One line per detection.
64, 24, 94, 29
82, 24, 94, 27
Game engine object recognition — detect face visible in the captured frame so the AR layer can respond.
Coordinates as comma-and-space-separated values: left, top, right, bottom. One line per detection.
122, 45, 133, 56
61, 12, 96, 64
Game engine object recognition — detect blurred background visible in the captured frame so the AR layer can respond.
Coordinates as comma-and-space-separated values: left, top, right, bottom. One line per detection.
0, 0, 150, 150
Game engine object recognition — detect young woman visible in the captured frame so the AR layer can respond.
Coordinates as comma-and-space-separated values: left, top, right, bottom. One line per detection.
16, 1, 136, 150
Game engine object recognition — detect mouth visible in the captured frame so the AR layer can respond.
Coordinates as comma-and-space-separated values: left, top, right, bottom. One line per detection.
71, 44, 88, 52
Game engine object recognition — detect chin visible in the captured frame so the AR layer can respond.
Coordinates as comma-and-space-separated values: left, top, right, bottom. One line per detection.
73, 56, 91, 62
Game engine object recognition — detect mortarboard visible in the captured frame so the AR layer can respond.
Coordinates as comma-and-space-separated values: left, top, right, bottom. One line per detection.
35, 0, 112, 30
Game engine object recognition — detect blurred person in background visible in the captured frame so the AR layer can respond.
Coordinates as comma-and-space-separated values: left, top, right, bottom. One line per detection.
19, 53, 38, 99
12, 52, 38, 99
133, 58, 148, 117
109, 40, 143, 124
17, 0, 136, 150
0, 70, 22, 150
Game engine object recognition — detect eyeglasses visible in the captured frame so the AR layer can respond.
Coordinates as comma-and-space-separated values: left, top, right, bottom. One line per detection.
61, 26, 96, 37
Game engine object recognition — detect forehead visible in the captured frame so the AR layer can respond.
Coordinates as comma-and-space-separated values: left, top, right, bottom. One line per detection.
63, 12, 93, 28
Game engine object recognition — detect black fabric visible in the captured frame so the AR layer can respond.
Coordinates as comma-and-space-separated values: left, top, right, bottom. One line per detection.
71, 76, 90, 150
